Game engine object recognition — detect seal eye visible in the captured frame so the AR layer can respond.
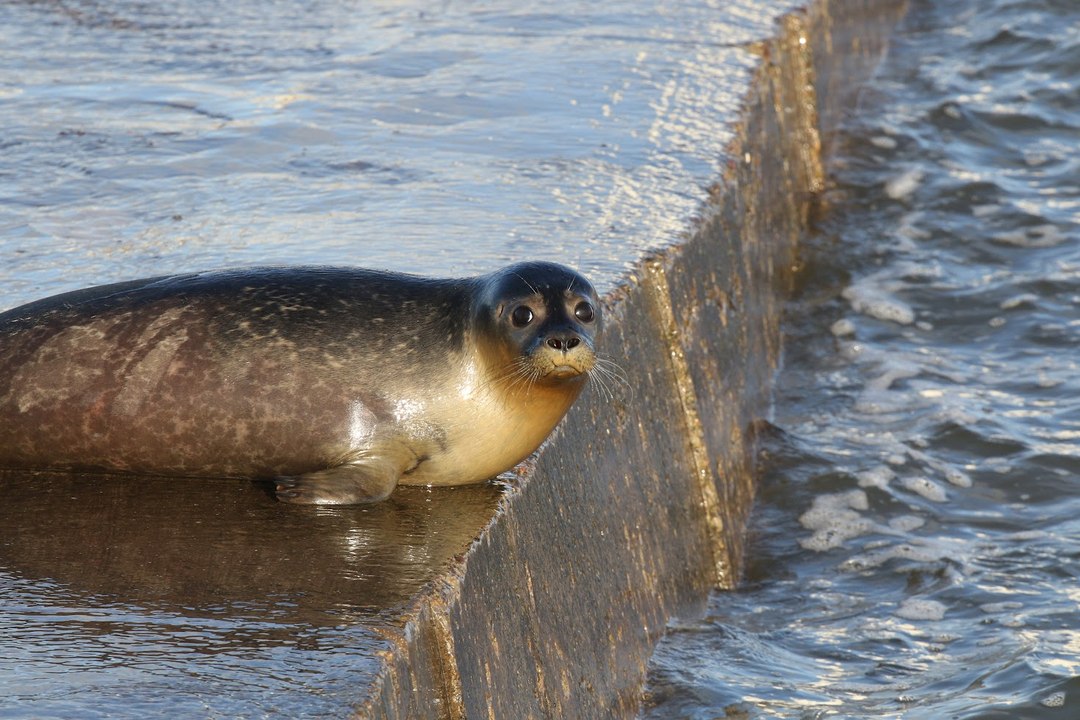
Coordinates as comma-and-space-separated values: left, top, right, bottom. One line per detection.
574, 302, 595, 323
510, 305, 534, 327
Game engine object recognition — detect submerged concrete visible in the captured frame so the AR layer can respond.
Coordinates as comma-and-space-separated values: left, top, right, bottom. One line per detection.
355, 0, 907, 717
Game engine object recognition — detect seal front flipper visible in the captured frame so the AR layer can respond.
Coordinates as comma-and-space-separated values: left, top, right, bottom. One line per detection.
275, 458, 400, 505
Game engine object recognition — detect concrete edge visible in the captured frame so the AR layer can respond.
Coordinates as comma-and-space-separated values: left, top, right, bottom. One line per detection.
354, 0, 908, 717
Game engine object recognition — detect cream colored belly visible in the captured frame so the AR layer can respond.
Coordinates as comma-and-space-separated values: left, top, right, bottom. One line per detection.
396, 388, 576, 487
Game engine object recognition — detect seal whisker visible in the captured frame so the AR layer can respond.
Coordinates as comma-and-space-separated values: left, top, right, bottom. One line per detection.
489, 357, 539, 394
594, 355, 629, 380
506, 367, 536, 394
512, 272, 539, 296
587, 368, 614, 402
590, 355, 633, 402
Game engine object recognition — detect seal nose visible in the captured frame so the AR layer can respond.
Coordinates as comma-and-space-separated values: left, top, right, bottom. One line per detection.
546, 334, 581, 351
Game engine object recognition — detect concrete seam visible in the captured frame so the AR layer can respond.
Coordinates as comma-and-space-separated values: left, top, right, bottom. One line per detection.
782, 12, 826, 195
425, 600, 467, 720
641, 257, 730, 586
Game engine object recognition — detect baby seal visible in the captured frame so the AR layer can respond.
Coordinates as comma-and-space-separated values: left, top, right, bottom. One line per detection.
0, 262, 601, 504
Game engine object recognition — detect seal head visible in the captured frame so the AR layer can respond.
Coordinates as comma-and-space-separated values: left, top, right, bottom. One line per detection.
473, 261, 601, 387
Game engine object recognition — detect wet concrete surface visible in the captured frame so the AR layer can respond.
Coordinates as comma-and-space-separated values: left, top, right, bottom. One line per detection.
0, 0, 806, 302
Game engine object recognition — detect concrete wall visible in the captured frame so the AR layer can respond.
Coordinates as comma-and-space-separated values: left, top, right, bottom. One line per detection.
354, 0, 907, 717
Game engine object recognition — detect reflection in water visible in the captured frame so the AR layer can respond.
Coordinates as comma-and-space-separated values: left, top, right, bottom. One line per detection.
0, 471, 500, 716
0, 470, 502, 615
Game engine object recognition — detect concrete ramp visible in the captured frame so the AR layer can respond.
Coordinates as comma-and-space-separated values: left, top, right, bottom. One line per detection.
354, 0, 907, 717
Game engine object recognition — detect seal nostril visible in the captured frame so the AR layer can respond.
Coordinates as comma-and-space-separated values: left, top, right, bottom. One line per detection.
546, 336, 580, 352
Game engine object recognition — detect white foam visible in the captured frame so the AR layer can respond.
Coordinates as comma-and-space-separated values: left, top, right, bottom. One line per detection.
1004, 530, 1047, 542
944, 467, 973, 488
992, 224, 1066, 248
901, 476, 949, 502
856, 466, 895, 489
895, 598, 947, 621
896, 211, 931, 244
843, 542, 946, 570
799, 490, 875, 552
894, 259, 943, 281
1037, 372, 1063, 388
853, 395, 910, 416
831, 318, 856, 337
871, 135, 898, 149
884, 167, 924, 200
1023, 150, 1051, 167
972, 203, 1000, 217
904, 448, 976, 491
1039, 692, 1066, 708
888, 515, 925, 532
843, 279, 916, 325
1000, 293, 1038, 309
867, 360, 921, 391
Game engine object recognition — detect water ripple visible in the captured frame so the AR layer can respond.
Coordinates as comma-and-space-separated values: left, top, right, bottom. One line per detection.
644, 0, 1080, 716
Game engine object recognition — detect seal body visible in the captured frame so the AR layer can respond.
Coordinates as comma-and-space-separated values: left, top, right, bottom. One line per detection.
0, 262, 601, 504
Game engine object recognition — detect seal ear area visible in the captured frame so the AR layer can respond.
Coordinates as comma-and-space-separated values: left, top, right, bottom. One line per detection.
474, 262, 602, 332
489, 261, 599, 302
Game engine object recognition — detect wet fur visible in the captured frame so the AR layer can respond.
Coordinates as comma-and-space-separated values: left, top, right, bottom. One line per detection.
0, 263, 602, 504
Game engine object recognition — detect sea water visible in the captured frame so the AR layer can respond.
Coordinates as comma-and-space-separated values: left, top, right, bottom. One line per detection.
642, 0, 1079, 717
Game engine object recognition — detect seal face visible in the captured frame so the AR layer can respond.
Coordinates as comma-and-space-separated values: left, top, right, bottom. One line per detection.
0, 262, 602, 504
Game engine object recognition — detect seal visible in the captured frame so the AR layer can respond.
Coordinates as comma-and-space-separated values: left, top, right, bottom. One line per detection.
0, 262, 602, 504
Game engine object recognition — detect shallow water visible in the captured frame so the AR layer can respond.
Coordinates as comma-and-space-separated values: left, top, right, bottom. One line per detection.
0, 472, 502, 717
0, 0, 800, 308
642, 0, 1080, 717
